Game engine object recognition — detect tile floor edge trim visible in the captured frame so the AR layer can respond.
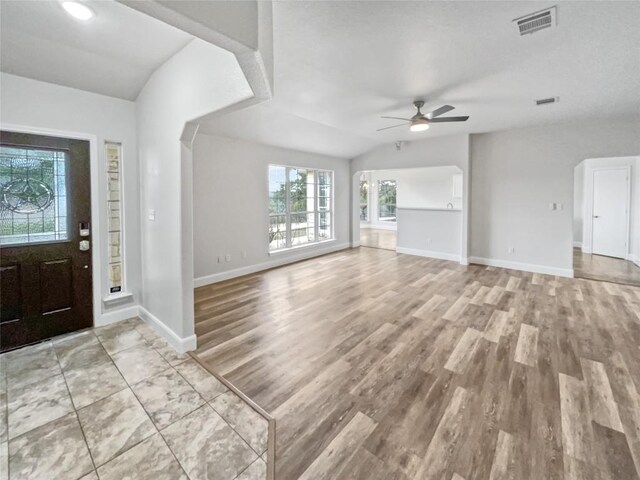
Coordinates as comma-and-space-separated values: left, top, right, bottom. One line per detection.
468, 255, 574, 278
189, 352, 276, 480
139, 307, 197, 353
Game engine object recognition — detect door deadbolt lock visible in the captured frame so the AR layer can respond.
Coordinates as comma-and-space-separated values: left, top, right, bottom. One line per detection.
79, 240, 90, 251
79, 222, 90, 237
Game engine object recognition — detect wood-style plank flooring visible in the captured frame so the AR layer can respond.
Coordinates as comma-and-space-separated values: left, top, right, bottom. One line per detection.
574, 248, 640, 287
360, 228, 397, 251
194, 247, 640, 480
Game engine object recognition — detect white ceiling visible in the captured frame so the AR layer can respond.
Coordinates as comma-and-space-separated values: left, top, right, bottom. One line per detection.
0, 0, 193, 100
1, 1, 637, 157
198, 1, 640, 158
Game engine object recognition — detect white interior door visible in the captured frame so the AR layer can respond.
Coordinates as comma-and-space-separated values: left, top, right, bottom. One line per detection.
592, 168, 628, 258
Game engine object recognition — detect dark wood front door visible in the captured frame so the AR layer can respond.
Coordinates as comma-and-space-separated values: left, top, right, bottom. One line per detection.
0, 131, 93, 351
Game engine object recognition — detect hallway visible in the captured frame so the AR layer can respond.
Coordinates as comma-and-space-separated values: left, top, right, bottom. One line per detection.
573, 248, 640, 287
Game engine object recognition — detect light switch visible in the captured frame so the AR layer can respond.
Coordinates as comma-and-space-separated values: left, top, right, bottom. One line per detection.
148, 209, 155, 221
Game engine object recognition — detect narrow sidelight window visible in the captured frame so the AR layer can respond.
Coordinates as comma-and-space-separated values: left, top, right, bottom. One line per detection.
105, 142, 124, 293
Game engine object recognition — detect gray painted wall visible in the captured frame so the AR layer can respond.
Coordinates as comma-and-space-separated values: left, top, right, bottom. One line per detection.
192, 133, 350, 283
469, 119, 640, 273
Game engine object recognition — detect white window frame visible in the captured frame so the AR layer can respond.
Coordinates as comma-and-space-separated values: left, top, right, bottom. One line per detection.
377, 179, 397, 222
268, 165, 334, 253
359, 179, 369, 222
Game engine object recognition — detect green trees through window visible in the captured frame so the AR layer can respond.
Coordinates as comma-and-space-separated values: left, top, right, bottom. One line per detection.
269, 165, 333, 251
378, 180, 397, 222
359, 180, 368, 221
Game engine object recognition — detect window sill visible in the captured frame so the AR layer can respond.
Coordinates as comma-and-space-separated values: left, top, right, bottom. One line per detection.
103, 291, 134, 306
269, 238, 336, 256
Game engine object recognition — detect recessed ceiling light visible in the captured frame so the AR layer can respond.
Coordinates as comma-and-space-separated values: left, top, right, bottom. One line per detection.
61, 1, 95, 21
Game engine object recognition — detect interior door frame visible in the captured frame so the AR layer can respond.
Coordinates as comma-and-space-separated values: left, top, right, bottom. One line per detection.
1, 123, 102, 326
590, 165, 631, 259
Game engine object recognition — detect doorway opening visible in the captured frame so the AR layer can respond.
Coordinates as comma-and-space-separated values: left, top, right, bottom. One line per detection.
573, 157, 640, 286
356, 166, 463, 259
359, 173, 397, 250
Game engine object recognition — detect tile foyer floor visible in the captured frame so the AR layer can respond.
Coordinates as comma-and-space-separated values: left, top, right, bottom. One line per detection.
0, 318, 267, 480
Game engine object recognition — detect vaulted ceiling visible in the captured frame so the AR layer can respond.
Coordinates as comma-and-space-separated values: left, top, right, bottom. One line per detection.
0, 0, 193, 100
1, 1, 638, 158
198, 1, 640, 158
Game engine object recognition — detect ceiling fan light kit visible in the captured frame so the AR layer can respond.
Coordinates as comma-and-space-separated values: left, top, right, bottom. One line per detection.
378, 100, 469, 132
409, 119, 429, 132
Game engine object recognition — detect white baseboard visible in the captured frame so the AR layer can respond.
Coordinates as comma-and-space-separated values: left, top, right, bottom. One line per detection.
460, 257, 469, 266
396, 247, 462, 263
94, 305, 140, 328
629, 254, 640, 268
361, 223, 397, 231
573, 241, 582, 248
194, 242, 351, 287
351, 241, 361, 248
468, 256, 574, 278
138, 306, 197, 353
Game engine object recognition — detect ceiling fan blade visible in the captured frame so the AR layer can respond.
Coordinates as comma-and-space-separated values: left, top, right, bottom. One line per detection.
376, 123, 409, 131
429, 116, 469, 123
381, 116, 412, 121
426, 105, 455, 119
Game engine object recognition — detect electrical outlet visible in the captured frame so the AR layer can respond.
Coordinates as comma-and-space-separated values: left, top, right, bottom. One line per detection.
225, 254, 231, 262
508, 247, 515, 254
217, 255, 223, 264
427, 238, 432, 244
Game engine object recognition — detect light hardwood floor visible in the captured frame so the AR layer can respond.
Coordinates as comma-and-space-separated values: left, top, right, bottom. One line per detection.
359, 228, 397, 251
574, 248, 640, 287
194, 247, 640, 480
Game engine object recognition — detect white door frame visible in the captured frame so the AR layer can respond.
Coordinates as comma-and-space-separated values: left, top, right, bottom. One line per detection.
590, 165, 631, 259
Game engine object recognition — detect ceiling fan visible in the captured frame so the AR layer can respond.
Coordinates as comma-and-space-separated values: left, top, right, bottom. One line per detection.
377, 101, 469, 132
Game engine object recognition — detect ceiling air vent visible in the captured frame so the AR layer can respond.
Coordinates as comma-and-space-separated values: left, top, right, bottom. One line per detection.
535, 97, 559, 106
514, 6, 556, 36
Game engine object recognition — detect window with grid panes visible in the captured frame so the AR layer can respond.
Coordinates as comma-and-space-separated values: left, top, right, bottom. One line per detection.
268, 165, 333, 251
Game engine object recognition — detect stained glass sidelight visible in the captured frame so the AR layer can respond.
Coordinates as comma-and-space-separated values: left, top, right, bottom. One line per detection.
106, 142, 124, 293
0, 146, 68, 245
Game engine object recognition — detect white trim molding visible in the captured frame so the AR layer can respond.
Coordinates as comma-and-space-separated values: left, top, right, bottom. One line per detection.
194, 242, 350, 287
138, 306, 197, 353
396, 247, 462, 263
360, 223, 397, 231
629, 254, 640, 268
469, 256, 574, 278
94, 305, 140, 328
573, 241, 582, 248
